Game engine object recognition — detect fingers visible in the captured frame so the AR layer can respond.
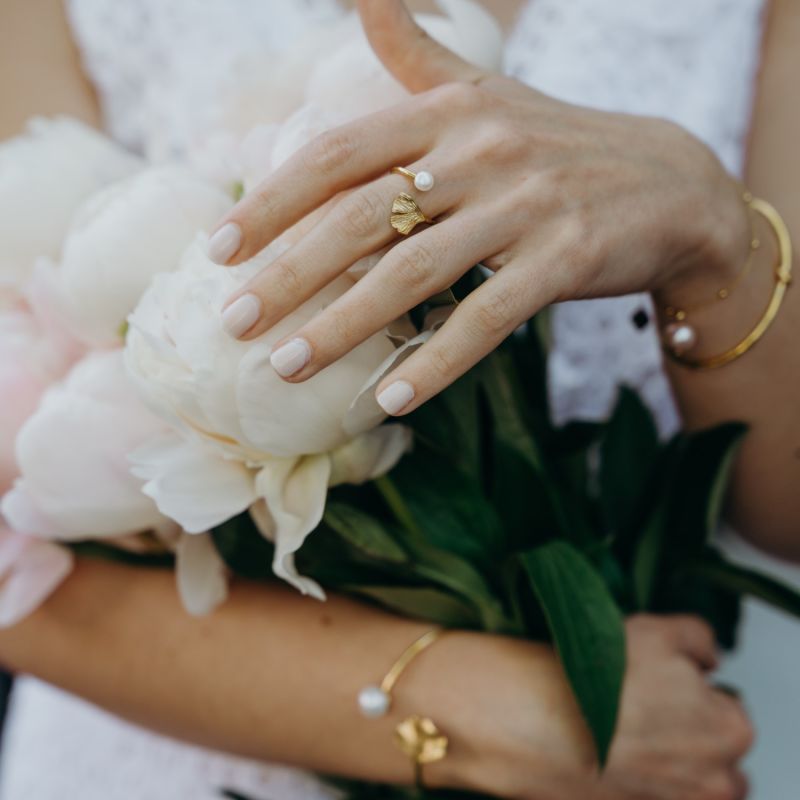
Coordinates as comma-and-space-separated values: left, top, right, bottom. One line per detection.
712, 690, 755, 762
373, 262, 540, 415
628, 614, 719, 671
731, 769, 750, 800
266, 210, 503, 381
209, 102, 436, 266
357, 0, 485, 92
221, 169, 460, 341
650, 614, 719, 671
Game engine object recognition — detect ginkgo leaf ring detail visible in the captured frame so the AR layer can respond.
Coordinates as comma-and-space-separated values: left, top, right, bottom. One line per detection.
390, 192, 434, 236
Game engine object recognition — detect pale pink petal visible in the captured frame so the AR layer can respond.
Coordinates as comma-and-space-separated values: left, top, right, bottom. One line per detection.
0, 529, 73, 627
254, 455, 331, 600
1, 482, 64, 538
343, 331, 434, 436
329, 426, 413, 487
130, 434, 258, 534
175, 531, 229, 617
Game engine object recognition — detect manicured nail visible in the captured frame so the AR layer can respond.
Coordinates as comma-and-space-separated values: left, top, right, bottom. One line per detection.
376, 380, 415, 415
222, 293, 262, 338
270, 338, 312, 377
208, 222, 242, 264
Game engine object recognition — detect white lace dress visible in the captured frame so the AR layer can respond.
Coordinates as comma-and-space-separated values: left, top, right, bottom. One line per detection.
2, 1, 799, 798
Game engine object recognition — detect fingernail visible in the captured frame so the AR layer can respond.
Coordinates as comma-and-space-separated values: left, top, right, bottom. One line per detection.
208, 222, 242, 265
270, 338, 312, 377
376, 380, 415, 415
222, 293, 262, 338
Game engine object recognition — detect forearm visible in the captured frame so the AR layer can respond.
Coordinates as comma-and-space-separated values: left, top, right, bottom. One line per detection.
656, 0, 800, 556
0, 558, 587, 792
0, 0, 100, 138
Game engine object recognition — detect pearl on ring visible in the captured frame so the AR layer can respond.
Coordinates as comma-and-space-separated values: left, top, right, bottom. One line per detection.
358, 685, 391, 718
664, 322, 698, 354
414, 170, 435, 192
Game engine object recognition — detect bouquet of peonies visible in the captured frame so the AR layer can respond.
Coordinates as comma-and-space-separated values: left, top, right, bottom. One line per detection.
0, 3, 798, 797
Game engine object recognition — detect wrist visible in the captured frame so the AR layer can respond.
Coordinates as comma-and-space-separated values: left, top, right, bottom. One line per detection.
408, 631, 596, 797
654, 163, 752, 309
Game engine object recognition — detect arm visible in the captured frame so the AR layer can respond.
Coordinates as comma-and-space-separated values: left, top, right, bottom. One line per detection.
657, 0, 800, 557
0, 0, 100, 139
0, 559, 749, 799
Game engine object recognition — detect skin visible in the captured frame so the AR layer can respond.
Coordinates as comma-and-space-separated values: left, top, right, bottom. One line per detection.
213, 0, 800, 557
0, 1, 765, 798
0, 561, 751, 800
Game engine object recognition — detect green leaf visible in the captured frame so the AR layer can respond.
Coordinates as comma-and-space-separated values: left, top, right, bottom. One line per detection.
69, 540, 174, 569
372, 471, 511, 632
375, 456, 506, 566
478, 349, 545, 472
667, 423, 748, 550
212, 514, 275, 581
323, 502, 408, 563
600, 387, 659, 537
487, 440, 558, 552
347, 585, 480, 628
683, 551, 800, 620
411, 551, 512, 633
628, 423, 748, 610
406, 375, 482, 478
521, 541, 626, 766
502, 316, 552, 436
631, 500, 667, 609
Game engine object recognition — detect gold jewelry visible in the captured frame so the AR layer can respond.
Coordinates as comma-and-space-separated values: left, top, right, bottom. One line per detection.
395, 715, 449, 788
391, 166, 435, 192
357, 629, 449, 788
391, 192, 433, 236
664, 194, 760, 320
664, 194, 793, 369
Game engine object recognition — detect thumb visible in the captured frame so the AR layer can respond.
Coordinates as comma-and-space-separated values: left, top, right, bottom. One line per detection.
357, 0, 486, 93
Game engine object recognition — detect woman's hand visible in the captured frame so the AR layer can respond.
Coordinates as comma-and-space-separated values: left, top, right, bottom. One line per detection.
208, 0, 748, 416
420, 615, 752, 800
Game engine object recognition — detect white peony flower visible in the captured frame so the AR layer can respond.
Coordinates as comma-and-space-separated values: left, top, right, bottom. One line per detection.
1, 350, 170, 541
206, 0, 503, 139
0, 117, 141, 293
125, 240, 412, 598
56, 165, 234, 346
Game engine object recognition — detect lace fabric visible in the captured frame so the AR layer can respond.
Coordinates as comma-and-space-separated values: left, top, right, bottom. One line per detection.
2, 1, 790, 798
504, 0, 766, 435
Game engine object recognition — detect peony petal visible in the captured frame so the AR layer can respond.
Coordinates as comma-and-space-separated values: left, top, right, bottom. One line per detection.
175, 531, 229, 617
10, 351, 168, 540
0, 529, 73, 627
343, 330, 434, 436
130, 433, 258, 534
249, 499, 275, 542
1, 482, 67, 539
254, 455, 331, 600
329, 425, 413, 487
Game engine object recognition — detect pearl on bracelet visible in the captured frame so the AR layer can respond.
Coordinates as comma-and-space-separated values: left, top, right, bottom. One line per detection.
664, 322, 698, 354
358, 685, 391, 718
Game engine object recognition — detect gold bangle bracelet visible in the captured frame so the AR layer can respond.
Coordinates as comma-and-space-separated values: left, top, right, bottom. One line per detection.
665, 195, 793, 370
357, 629, 449, 788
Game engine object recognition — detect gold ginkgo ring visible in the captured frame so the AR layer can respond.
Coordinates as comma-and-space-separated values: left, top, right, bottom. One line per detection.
391, 166, 435, 192
390, 192, 433, 236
